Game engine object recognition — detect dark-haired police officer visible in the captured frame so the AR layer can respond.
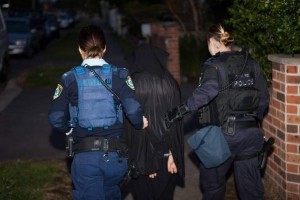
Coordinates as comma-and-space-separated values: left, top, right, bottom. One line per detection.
165, 24, 270, 200
48, 25, 148, 200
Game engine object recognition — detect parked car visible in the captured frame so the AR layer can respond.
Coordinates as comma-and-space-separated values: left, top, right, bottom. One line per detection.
57, 12, 73, 29
44, 12, 60, 39
7, 8, 49, 49
0, 7, 10, 82
5, 17, 40, 58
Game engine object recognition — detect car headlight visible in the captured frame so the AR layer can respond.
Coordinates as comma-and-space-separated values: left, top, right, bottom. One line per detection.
50, 26, 57, 31
15, 40, 27, 46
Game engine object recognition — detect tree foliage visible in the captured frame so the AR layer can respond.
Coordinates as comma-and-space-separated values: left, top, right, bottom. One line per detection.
227, 0, 300, 81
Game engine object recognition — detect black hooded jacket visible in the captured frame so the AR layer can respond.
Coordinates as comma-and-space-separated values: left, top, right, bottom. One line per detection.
124, 44, 185, 176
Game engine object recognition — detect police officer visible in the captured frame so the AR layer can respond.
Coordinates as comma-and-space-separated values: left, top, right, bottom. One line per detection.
165, 24, 270, 199
48, 25, 148, 200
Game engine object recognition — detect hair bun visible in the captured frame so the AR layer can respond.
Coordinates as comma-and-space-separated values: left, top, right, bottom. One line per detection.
219, 25, 234, 46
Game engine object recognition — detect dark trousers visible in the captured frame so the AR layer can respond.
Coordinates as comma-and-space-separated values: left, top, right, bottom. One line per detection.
71, 151, 128, 200
129, 157, 178, 200
200, 127, 264, 200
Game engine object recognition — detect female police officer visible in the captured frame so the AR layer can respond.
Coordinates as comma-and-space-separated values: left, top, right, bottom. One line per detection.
165, 24, 270, 199
48, 25, 148, 200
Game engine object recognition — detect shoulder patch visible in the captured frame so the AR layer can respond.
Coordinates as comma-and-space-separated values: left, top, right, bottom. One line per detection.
125, 76, 135, 90
53, 84, 63, 99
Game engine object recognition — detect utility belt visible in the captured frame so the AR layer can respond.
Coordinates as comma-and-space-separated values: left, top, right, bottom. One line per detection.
66, 135, 128, 158
223, 115, 259, 135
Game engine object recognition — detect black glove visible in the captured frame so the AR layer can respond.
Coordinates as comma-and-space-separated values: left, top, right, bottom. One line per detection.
165, 104, 189, 128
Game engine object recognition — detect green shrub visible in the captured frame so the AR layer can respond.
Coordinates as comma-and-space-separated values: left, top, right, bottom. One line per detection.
227, 0, 300, 82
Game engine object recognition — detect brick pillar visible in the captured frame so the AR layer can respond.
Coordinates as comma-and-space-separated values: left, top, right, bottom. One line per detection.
150, 22, 181, 84
264, 54, 300, 199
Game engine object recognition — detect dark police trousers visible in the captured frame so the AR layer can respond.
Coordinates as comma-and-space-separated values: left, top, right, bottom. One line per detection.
71, 151, 128, 200
199, 127, 264, 200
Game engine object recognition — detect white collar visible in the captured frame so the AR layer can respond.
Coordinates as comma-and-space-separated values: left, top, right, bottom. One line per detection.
81, 58, 108, 66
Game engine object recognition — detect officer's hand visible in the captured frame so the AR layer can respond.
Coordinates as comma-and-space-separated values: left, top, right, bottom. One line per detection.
142, 116, 148, 129
165, 107, 181, 128
165, 104, 190, 129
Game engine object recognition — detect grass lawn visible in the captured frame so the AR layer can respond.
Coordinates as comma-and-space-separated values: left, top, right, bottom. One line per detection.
0, 159, 72, 200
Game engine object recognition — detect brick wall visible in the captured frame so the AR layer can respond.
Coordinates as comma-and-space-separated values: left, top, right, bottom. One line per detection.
265, 54, 300, 199
150, 22, 181, 84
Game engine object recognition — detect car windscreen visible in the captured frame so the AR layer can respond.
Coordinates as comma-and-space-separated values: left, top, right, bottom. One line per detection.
45, 14, 58, 24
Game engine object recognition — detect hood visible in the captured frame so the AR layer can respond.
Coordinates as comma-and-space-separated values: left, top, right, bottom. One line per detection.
124, 44, 169, 78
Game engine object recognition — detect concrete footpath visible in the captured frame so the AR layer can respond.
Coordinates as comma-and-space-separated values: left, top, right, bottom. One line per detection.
0, 18, 202, 199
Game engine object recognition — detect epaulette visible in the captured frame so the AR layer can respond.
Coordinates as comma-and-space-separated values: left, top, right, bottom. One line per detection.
110, 65, 129, 79
62, 68, 78, 87
62, 69, 75, 78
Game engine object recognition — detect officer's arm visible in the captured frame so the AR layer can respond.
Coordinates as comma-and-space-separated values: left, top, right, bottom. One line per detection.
118, 76, 144, 129
48, 74, 72, 132
186, 66, 219, 111
164, 66, 219, 128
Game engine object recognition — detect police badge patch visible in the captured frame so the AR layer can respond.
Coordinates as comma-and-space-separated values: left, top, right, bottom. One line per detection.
53, 84, 63, 99
126, 76, 135, 90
